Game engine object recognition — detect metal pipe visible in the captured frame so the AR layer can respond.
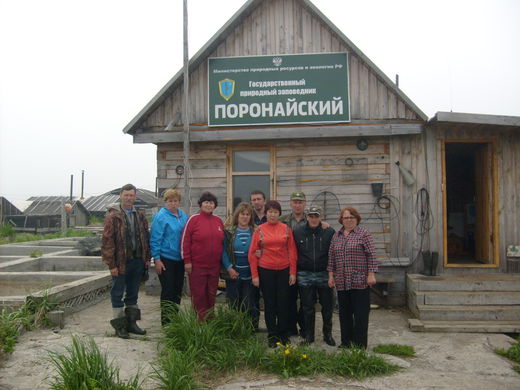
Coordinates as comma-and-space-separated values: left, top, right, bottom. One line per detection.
81, 170, 85, 200
70, 174, 73, 201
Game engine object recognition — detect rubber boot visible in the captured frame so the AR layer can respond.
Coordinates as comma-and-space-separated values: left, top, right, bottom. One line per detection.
110, 317, 129, 339
125, 307, 146, 335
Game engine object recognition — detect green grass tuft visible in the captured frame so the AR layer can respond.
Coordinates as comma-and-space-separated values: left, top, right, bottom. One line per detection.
495, 335, 520, 372
47, 335, 143, 390
373, 343, 416, 357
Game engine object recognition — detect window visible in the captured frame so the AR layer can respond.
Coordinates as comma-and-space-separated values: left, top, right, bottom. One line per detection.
227, 147, 274, 211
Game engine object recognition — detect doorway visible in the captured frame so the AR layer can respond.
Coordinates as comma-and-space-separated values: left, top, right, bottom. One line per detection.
442, 140, 498, 267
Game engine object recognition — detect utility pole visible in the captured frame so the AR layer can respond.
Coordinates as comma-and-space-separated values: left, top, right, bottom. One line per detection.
182, 0, 191, 213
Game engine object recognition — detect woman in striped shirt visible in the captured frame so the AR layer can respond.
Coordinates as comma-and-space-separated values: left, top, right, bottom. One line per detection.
328, 206, 378, 349
222, 202, 259, 331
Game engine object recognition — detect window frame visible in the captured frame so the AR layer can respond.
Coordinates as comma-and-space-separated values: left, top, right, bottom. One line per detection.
226, 145, 276, 217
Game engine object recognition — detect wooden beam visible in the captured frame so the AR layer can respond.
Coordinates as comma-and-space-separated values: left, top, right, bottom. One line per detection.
133, 123, 423, 144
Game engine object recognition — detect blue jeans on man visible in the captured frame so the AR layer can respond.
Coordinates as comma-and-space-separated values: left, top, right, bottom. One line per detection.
111, 258, 145, 308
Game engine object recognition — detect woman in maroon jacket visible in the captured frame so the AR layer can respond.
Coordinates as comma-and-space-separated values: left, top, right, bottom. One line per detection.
181, 192, 224, 321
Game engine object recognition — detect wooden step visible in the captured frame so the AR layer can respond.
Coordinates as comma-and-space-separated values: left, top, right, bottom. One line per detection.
407, 273, 520, 292
409, 318, 520, 333
416, 304, 520, 321
414, 291, 520, 306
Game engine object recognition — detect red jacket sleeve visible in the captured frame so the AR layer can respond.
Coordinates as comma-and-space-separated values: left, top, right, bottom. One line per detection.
287, 229, 298, 276
248, 229, 261, 279
181, 215, 195, 264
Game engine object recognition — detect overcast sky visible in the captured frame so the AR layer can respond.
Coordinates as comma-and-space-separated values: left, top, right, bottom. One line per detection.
1, 0, 519, 201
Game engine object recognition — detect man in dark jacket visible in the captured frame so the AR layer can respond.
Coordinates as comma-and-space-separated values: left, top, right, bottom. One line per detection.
293, 206, 336, 345
102, 184, 150, 338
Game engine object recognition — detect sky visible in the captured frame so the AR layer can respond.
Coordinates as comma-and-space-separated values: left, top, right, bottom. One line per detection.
1, 0, 519, 201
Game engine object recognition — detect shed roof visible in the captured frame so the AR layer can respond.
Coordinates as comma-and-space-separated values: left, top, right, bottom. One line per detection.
83, 188, 158, 214
429, 112, 520, 131
24, 196, 89, 216
123, 0, 426, 135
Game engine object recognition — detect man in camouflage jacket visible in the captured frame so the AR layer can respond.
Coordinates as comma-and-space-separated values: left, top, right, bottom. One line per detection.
102, 184, 150, 338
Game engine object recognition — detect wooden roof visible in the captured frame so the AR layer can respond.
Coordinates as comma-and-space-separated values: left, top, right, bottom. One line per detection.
428, 111, 520, 131
123, 0, 426, 137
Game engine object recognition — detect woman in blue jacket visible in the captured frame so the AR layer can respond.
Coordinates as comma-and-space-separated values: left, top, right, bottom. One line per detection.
150, 189, 189, 325
222, 202, 259, 330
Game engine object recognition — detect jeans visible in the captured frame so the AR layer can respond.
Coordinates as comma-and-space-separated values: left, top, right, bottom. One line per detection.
111, 258, 145, 308
226, 278, 260, 329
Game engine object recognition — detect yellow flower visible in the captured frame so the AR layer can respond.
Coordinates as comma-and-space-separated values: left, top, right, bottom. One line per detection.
276, 342, 281, 346
284, 349, 291, 355
302, 354, 308, 359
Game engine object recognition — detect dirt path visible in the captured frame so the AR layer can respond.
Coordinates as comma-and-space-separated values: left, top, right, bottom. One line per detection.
1, 290, 519, 390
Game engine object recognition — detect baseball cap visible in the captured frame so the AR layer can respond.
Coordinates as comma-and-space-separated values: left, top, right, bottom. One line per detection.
290, 191, 306, 201
308, 206, 322, 216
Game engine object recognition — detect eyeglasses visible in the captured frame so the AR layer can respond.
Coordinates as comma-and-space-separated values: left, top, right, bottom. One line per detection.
342, 216, 356, 220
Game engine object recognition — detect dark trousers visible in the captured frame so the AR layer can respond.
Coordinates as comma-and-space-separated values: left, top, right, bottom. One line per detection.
226, 278, 260, 329
158, 258, 185, 325
287, 284, 304, 335
111, 258, 145, 309
337, 288, 370, 349
299, 284, 334, 340
258, 266, 290, 343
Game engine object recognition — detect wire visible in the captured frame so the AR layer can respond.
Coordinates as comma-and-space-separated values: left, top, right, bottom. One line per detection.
411, 187, 434, 265
365, 194, 401, 266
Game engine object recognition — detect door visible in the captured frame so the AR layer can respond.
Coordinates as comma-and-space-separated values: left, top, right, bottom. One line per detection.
442, 140, 498, 267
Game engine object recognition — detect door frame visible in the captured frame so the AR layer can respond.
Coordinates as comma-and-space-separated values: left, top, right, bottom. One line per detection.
441, 139, 500, 268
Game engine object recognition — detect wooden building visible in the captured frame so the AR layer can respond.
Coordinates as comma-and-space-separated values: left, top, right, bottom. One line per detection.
123, 0, 520, 324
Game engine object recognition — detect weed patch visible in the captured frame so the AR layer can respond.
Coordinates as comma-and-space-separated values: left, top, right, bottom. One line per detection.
154, 305, 400, 388
495, 336, 520, 372
0, 228, 92, 245
373, 343, 416, 357
0, 293, 57, 359
48, 335, 143, 390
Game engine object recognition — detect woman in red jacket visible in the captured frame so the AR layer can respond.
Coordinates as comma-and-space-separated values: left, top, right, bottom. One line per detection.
181, 192, 224, 321
248, 200, 297, 347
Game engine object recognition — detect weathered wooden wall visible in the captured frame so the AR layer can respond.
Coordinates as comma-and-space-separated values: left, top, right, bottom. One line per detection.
156, 137, 420, 264
141, 0, 420, 132
500, 130, 520, 272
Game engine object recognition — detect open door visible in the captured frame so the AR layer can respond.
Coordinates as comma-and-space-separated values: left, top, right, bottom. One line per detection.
442, 140, 499, 267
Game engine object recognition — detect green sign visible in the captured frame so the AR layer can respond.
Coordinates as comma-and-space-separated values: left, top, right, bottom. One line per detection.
208, 53, 350, 127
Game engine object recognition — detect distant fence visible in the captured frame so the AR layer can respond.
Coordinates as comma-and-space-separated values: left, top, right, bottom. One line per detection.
5, 215, 62, 233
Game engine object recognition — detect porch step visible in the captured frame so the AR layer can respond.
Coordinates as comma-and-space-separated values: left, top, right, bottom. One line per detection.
407, 273, 520, 328
416, 291, 520, 306
409, 319, 520, 333
408, 273, 520, 292
416, 304, 520, 321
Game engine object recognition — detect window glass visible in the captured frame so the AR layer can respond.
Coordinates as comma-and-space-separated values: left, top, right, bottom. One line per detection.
232, 176, 270, 210
232, 150, 270, 172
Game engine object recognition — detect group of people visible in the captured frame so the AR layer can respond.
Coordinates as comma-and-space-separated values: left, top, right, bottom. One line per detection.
101, 184, 378, 349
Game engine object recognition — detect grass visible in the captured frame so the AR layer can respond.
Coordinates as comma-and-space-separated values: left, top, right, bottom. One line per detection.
30, 249, 44, 258
152, 305, 400, 388
47, 335, 143, 390
495, 335, 520, 373
0, 293, 58, 358
0, 226, 93, 245
373, 343, 416, 357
